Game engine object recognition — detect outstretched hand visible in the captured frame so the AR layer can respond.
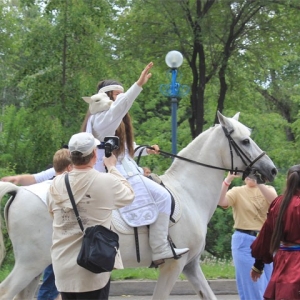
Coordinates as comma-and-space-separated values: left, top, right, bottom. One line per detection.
1, 175, 20, 184
137, 62, 153, 87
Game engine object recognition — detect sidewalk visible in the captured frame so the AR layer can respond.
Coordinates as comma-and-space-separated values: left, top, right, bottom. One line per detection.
109, 279, 237, 296
36, 279, 237, 297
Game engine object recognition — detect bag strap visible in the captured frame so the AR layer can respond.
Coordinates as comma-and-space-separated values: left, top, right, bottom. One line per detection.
64, 173, 84, 232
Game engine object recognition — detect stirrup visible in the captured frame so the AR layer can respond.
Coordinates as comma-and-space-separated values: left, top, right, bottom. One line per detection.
152, 253, 183, 267
168, 236, 182, 260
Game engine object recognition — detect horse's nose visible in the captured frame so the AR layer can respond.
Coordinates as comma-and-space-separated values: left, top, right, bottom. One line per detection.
272, 168, 278, 177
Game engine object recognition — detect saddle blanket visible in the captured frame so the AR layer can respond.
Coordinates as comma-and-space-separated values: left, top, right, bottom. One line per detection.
112, 195, 181, 235
23, 180, 52, 205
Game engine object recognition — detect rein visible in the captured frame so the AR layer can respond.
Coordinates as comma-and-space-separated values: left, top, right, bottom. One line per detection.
135, 126, 266, 176
135, 145, 244, 173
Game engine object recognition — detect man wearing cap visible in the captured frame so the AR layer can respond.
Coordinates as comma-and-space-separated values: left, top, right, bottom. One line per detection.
47, 132, 134, 300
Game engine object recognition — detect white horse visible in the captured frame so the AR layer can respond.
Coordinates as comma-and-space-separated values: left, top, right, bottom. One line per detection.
0, 112, 277, 299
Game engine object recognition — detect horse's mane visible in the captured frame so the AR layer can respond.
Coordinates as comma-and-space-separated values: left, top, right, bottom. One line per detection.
164, 117, 251, 177
178, 125, 218, 156
164, 125, 219, 177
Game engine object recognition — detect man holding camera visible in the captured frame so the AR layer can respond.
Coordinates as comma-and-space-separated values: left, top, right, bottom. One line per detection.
48, 132, 134, 300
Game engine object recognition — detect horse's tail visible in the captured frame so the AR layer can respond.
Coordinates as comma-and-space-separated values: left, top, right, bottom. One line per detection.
0, 182, 19, 266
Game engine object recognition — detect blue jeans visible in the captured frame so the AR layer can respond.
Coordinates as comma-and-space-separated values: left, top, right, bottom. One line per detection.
37, 264, 59, 300
232, 230, 273, 300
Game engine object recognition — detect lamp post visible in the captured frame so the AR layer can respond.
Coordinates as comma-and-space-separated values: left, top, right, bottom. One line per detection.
160, 50, 190, 155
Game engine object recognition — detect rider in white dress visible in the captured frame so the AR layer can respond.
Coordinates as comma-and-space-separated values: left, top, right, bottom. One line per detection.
80, 62, 189, 265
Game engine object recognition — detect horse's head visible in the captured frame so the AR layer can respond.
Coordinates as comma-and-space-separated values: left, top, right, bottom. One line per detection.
218, 111, 277, 183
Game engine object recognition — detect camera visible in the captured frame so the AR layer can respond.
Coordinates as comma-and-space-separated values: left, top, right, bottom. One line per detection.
103, 136, 119, 157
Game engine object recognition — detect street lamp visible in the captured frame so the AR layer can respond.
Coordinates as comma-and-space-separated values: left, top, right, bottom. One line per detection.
160, 50, 190, 155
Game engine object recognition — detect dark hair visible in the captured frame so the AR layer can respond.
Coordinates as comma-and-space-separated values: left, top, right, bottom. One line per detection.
97, 79, 123, 92
70, 151, 95, 166
270, 164, 300, 254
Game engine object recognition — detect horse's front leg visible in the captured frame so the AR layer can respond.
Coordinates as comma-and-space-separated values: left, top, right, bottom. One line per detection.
152, 257, 187, 300
182, 256, 217, 300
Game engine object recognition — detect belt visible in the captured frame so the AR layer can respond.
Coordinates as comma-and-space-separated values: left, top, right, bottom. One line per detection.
236, 229, 259, 237
280, 242, 300, 251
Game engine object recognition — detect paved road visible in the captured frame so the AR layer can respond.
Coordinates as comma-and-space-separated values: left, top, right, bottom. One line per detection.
35, 279, 239, 299
109, 295, 239, 300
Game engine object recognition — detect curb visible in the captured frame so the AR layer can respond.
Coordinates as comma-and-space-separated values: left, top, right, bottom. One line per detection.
109, 279, 237, 296
36, 279, 237, 297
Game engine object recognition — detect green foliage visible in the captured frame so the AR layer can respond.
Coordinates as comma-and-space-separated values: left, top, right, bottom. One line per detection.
1, 0, 300, 261
200, 256, 235, 280
110, 257, 236, 280
206, 207, 234, 259
0, 250, 14, 283
0, 168, 14, 283
0, 257, 235, 282
0, 105, 65, 173
111, 267, 164, 281
0, 106, 32, 172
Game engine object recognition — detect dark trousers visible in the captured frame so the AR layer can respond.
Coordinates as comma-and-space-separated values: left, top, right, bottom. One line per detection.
38, 264, 59, 300
60, 278, 110, 300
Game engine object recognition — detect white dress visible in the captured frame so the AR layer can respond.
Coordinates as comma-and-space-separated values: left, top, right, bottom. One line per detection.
86, 82, 171, 226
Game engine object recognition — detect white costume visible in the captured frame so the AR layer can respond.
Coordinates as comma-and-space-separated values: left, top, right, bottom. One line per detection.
85, 83, 171, 225
34, 168, 55, 183
83, 81, 189, 263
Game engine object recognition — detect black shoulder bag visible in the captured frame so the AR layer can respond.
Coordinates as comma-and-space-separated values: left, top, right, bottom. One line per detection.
64, 173, 119, 274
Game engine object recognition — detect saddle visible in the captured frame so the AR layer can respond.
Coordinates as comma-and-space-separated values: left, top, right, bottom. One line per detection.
113, 174, 180, 264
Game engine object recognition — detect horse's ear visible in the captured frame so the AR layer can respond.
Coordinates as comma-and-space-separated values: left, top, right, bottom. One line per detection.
217, 111, 227, 126
217, 111, 234, 131
232, 112, 240, 121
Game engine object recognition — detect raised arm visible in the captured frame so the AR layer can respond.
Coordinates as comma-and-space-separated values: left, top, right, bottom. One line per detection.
218, 172, 240, 207
257, 184, 277, 204
91, 62, 153, 141
1, 174, 36, 186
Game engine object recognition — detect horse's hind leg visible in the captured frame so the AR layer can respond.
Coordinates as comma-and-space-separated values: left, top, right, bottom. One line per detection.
1, 191, 52, 299
152, 258, 187, 300
0, 265, 44, 300
182, 256, 217, 300
13, 274, 41, 300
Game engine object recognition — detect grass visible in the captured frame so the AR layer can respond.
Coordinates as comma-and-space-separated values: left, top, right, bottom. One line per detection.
0, 253, 235, 282
200, 256, 235, 280
111, 256, 235, 281
0, 251, 15, 282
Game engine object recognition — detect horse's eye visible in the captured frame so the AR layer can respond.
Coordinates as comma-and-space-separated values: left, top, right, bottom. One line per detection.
242, 139, 250, 145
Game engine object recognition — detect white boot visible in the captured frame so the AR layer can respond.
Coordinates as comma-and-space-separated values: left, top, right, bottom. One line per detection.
149, 213, 189, 265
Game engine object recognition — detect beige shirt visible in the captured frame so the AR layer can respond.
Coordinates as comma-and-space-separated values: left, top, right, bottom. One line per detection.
226, 185, 276, 231
47, 167, 134, 293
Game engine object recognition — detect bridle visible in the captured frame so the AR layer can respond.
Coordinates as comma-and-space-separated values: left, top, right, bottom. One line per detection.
135, 126, 266, 179
221, 126, 266, 179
